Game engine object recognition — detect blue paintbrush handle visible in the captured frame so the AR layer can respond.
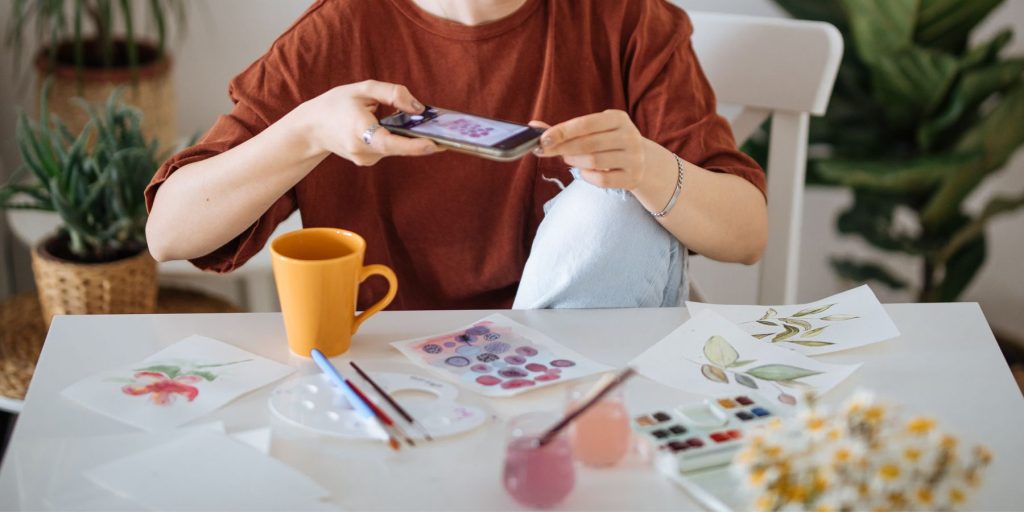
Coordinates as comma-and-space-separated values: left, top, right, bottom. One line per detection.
310, 349, 375, 420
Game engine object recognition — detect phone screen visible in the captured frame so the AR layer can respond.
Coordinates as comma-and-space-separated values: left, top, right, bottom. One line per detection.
412, 112, 530, 147
382, 107, 538, 150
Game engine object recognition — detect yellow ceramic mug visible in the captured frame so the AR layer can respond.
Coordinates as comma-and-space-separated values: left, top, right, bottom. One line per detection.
271, 228, 397, 357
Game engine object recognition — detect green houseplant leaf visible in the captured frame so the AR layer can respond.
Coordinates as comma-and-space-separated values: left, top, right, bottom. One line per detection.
916, 0, 1003, 54
869, 48, 959, 129
959, 29, 1013, 71
0, 82, 162, 261
919, 58, 1024, 150
840, 0, 917, 65
922, 83, 1024, 230
772, 0, 849, 30
755, 0, 1023, 303
816, 152, 982, 193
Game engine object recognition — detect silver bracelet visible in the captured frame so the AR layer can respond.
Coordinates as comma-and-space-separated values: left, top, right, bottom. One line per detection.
649, 155, 685, 218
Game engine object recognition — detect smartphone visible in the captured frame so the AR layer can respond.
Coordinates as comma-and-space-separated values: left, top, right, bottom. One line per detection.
380, 106, 544, 162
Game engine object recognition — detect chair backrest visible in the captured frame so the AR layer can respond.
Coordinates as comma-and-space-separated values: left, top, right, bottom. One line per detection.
689, 12, 843, 304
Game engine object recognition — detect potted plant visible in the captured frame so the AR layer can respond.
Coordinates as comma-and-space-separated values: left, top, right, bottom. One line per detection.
0, 85, 161, 322
754, 0, 1024, 302
6, 0, 187, 151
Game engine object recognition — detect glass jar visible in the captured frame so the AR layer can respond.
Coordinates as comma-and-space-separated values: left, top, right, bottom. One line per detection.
502, 412, 575, 508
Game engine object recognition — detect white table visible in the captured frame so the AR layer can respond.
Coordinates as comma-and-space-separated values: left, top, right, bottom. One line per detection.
1, 304, 1021, 510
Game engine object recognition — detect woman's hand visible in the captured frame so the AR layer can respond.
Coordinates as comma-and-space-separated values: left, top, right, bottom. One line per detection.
300, 80, 441, 166
532, 110, 653, 190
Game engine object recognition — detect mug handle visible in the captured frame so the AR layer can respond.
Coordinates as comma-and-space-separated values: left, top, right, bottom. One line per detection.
352, 264, 398, 334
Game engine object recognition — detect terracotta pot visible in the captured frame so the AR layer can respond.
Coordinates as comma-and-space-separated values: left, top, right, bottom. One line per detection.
30, 235, 158, 323
35, 40, 178, 153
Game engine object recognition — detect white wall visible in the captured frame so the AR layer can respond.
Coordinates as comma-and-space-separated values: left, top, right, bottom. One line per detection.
1, 1, 1021, 339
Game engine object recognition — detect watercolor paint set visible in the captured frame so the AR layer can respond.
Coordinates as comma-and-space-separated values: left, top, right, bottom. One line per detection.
632, 394, 784, 473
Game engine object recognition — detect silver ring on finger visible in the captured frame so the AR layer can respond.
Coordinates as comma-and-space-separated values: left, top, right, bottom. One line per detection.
361, 124, 380, 146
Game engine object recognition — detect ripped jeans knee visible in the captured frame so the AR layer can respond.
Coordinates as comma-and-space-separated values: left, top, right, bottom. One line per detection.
513, 169, 687, 309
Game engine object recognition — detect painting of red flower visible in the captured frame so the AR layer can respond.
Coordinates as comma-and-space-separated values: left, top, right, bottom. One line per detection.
119, 359, 249, 406
122, 371, 202, 405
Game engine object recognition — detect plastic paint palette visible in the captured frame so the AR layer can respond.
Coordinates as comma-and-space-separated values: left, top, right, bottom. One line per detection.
632, 395, 781, 473
269, 372, 488, 441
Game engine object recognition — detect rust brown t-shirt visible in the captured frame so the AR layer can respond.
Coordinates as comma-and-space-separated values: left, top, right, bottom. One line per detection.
145, 0, 765, 310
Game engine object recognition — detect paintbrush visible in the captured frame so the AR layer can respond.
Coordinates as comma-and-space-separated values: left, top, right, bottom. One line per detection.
310, 349, 402, 451
346, 378, 416, 447
536, 367, 636, 447
350, 362, 434, 442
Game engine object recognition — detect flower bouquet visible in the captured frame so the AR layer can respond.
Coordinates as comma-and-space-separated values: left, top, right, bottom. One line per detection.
733, 392, 991, 511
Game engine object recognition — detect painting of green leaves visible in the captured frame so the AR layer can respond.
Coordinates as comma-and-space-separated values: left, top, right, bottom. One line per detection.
686, 285, 901, 356
700, 335, 820, 405
744, 303, 858, 348
631, 310, 861, 407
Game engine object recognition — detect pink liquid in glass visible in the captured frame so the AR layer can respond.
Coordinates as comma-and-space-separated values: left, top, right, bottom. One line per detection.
570, 399, 631, 467
503, 435, 575, 508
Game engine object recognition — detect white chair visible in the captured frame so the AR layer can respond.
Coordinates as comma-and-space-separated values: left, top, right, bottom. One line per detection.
688, 12, 843, 305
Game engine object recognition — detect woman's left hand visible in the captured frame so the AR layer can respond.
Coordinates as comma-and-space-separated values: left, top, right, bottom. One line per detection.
532, 110, 652, 191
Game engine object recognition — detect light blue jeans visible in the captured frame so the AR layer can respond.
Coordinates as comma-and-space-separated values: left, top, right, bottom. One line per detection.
513, 169, 688, 309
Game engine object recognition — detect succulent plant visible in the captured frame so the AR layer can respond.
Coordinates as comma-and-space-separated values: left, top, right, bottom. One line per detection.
764, 0, 1024, 302
0, 83, 161, 262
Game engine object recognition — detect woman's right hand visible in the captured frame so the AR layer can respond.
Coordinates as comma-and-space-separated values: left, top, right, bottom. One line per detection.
300, 80, 440, 166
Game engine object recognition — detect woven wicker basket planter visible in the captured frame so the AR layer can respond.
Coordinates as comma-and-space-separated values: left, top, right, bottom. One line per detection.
35, 41, 177, 153
30, 236, 158, 323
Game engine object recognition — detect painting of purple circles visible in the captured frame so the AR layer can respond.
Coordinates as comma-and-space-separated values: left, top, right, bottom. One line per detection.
466, 325, 490, 336
456, 345, 481, 357
444, 356, 471, 367
484, 342, 511, 354
514, 346, 538, 357
504, 355, 526, 365
500, 379, 535, 390
498, 367, 529, 379
422, 344, 442, 354
476, 353, 499, 363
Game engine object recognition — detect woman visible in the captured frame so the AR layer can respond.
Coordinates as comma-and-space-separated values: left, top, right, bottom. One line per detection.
145, 0, 768, 310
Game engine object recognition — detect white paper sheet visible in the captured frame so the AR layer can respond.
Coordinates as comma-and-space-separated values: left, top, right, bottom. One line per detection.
631, 310, 861, 407
21, 423, 226, 511
391, 314, 611, 397
62, 335, 294, 431
686, 285, 900, 355
230, 427, 273, 454
84, 430, 334, 511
